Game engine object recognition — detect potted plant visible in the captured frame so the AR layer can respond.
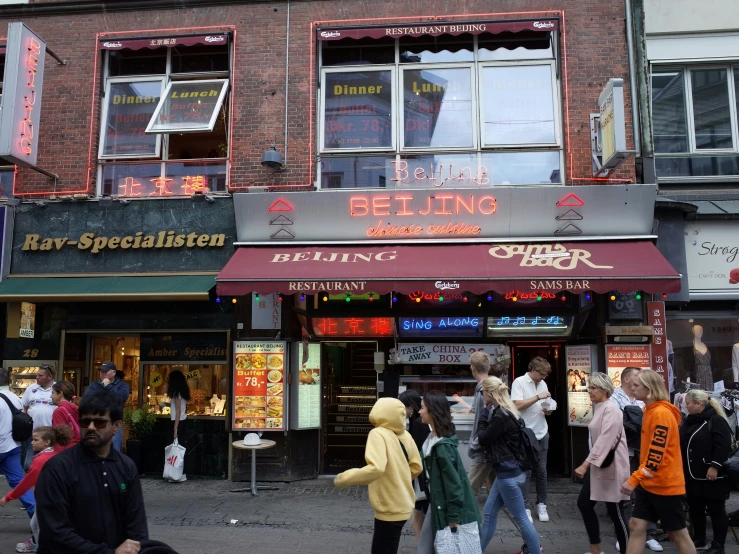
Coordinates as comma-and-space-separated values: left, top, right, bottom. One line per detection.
123, 404, 156, 474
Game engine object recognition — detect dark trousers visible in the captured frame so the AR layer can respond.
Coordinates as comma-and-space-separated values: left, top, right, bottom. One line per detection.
371, 519, 405, 554
577, 470, 630, 552
687, 495, 728, 546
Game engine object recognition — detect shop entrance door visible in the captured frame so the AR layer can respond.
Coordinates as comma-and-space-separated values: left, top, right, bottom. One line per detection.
510, 342, 570, 476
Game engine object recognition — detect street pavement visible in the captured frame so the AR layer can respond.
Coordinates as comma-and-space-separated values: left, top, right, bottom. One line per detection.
1, 476, 737, 553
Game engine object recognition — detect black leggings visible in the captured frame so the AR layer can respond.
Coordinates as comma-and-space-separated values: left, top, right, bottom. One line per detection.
687, 495, 728, 546
371, 518, 405, 554
577, 470, 630, 552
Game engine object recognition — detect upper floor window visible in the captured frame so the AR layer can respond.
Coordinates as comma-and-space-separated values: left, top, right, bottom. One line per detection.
317, 21, 562, 189
652, 66, 739, 180
97, 35, 231, 198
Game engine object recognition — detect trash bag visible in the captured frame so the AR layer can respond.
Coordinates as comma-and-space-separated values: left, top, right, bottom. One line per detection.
433, 522, 482, 554
163, 438, 186, 482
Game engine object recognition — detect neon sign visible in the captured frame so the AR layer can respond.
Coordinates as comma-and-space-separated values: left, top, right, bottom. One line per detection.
20, 37, 42, 156
408, 290, 464, 302
390, 160, 489, 187
504, 290, 557, 301
399, 317, 483, 338
493, 316, 565, 327
486, 316, 573, 336
312, 317, 394, 337
117, 174, 209, 197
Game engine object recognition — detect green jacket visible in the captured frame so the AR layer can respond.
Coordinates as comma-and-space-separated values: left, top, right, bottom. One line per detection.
422, 435, 481, 532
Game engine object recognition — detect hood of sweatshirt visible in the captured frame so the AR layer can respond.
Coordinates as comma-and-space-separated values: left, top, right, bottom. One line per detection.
60, 401, 79, 420
368, 397, 407, 435
648, 400, 683, 426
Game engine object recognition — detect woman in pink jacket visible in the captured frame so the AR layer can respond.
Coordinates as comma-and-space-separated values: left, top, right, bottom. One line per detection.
574, 372, 631, 554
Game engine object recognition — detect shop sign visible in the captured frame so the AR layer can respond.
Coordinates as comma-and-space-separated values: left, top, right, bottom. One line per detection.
647, 301, 669, 390
566, 345, 598, 427
19, 302, 36, 339
290, 342, 321, 429
395, 343, 507, 365
140, 333, 228, 362
399, 316, 483, 338
232, 341, 286, 432
684, 221, 739, 298
605, 325, 653, 336
312, 317, 394, 337
0, 23, 46, 168
233, 185, 657, 244
597, 79, 629, 174
605, 344, 651, 387
22, 231, 226, 254
251, 293, 282, 330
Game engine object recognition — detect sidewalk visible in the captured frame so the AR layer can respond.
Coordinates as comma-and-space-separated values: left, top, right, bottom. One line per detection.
1, 476, 737, 553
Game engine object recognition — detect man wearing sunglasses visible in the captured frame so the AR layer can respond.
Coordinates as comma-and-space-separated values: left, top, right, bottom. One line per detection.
84, 362, 130, 452
35, 390, 147, 554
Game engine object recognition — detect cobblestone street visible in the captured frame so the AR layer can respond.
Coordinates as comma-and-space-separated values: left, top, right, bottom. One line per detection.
2, 477, 737, 553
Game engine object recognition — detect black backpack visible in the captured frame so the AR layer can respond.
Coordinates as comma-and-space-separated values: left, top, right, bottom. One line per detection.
623, 405, 643, 452
502, 408, 541, 471
0, 393, 34, 442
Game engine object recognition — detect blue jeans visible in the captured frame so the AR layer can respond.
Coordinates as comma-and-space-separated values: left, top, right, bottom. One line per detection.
113, 424, 124, 452
481, 473, 541, 553
0, 447, 36, 517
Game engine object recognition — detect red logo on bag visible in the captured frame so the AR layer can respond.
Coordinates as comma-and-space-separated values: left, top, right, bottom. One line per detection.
167, 455, 178, 466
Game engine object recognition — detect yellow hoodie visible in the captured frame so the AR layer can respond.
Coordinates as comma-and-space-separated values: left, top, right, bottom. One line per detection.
334, 397, 423, 521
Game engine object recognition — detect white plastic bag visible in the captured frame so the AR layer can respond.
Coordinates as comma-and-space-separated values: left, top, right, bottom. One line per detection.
163, 438, 186, 482
433, 522, 482, 554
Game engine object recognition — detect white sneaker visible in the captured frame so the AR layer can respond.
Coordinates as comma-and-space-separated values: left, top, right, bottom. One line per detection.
646, 539, 664, 552
525, 509, 533, 523
615, 542, 619, 551
537, 503, 549, 522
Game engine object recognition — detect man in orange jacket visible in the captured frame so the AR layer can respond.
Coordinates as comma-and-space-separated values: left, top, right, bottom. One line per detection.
620, 369, 696, 554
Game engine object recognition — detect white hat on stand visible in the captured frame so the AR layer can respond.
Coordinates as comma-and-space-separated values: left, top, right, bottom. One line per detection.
242, 433, 261, 446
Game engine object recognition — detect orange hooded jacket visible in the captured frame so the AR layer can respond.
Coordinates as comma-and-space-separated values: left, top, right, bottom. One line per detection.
627, 400, 685, 496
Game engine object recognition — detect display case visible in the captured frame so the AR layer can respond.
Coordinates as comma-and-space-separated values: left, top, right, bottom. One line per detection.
143, 363, 229, 418
398, 376, 476, 430
5, 362, 58, 396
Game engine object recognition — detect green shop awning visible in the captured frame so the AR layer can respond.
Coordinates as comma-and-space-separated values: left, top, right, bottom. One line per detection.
0, 275, 216, 302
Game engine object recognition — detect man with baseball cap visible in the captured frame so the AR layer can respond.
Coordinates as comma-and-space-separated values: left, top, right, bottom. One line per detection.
83, 362, 130, 451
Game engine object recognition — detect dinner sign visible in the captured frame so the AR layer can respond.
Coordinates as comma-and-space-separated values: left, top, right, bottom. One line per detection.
232, 341, 286, 432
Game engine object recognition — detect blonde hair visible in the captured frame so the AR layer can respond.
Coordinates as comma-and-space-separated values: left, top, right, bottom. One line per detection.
686, 389, 729, 424
635, 369, 669, 402
470, 351, 490, 375
482, 376, 519, 419
589, 372, 614, 397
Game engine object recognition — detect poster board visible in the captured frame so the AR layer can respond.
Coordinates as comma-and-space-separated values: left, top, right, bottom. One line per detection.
290, 342, 322, 429
566, 345, 598, 427
232, 341, 286, 431
605, 344, 651, 388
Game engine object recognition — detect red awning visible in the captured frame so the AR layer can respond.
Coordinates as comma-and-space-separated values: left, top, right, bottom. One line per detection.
99, 34, 228, 51
316, 19, 558, 41
216, 241, 681, 297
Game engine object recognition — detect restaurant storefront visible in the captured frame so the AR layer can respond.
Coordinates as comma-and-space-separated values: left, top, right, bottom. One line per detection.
218, 184, 681, 479
0, 198, 237, 477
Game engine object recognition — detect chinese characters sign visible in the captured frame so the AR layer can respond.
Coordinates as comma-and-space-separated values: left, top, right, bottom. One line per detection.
605, 345, 651, 387
566, 345, 597, 427
233, 341, 285, 431
312, 317, 394, 337
647, 301, 669, 390
251, 293, 282, 330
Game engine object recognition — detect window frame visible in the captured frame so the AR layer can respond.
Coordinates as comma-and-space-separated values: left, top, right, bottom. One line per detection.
685, 65, 739, 153
145, 78, 229, 134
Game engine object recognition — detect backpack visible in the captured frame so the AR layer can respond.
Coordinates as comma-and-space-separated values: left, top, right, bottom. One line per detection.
0, 393, 34, 442
501, 408, 541, 471
623, 405, 643, 452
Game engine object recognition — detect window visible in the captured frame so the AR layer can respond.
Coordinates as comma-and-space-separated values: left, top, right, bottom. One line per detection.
318, 29, 562, 189
652, 66, 739, 180
97, 37, 230, 198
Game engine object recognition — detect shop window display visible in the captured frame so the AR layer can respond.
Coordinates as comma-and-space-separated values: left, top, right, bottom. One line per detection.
143, 364, 228, 417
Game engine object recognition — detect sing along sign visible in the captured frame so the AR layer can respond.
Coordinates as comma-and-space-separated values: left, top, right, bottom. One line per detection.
0, 23, 47, 168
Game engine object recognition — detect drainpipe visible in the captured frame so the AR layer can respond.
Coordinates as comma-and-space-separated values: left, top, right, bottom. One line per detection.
625, 0, 641, 157
283, 0, 290, 169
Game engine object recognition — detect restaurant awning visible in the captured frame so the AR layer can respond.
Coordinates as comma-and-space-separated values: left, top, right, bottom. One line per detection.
0, 275, 216, 302
98, 33, 228, 51
215, 241, 681, 296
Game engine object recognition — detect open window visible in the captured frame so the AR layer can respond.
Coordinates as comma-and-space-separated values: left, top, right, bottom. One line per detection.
146, 79, 229, 134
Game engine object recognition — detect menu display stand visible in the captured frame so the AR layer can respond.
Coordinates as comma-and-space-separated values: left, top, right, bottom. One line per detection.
230, 439, 279, 496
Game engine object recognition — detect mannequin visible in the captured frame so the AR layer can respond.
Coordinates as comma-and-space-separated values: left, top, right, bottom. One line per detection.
721, 343, 739, 389
689, 325, 714, 391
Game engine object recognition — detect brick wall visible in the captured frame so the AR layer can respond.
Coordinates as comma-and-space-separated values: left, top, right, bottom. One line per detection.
3, 0, 635, 196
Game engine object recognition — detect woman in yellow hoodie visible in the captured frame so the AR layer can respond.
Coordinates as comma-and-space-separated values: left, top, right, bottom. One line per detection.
334, 397, 422, 554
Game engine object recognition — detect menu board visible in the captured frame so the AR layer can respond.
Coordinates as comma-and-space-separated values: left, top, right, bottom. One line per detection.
605, 345, 652, 387
233, 341, 286, 431
291, 343, 322, 430
566, 345, 597, 427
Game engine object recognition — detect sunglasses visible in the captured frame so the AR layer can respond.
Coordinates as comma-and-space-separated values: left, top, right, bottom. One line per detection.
78, 417, 112, 430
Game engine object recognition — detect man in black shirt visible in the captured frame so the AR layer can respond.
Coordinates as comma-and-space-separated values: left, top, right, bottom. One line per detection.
36, 390, 148, 554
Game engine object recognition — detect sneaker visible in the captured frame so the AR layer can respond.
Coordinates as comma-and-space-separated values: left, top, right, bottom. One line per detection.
615, 541, 619, 551
646, 538, 664, 552
537, 503, 549, 522
703, 542, 724, 554
16, 539, 37, 553
525, 509, 533, 523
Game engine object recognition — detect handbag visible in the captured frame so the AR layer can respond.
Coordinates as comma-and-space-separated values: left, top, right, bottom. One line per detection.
433, 522, 482, 554
163, 438, 187, 482
600, 429, 622, 469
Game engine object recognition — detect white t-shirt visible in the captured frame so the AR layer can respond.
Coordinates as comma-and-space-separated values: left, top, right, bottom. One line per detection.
21, 383, 56, 429
170, 396, 187, 421
510, 373, 549, 440
0, 389, 23, 453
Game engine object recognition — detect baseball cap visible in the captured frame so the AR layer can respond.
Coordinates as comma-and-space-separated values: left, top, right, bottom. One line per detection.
100, 361, 117, 372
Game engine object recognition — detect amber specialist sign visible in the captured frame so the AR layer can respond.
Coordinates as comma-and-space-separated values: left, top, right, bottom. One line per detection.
22, 231, 226, 254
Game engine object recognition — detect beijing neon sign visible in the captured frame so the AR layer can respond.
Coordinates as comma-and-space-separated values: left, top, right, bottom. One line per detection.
350, 194, 496, 217
20, 37, 42, 156
312, 317, 394, 337
390, 160, 489, 187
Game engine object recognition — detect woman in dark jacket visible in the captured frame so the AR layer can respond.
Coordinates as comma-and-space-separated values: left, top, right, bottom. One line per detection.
477, 377, 542, 553
679, 389, 733, 554
398, 389, 430, 539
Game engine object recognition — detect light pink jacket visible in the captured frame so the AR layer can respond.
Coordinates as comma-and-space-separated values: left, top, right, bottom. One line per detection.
586, 400, 630, 503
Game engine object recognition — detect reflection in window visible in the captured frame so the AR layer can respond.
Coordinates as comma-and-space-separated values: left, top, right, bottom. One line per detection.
320, 156, 392, 188
145, 364, 229, 416
322, 37, 395, 67
656, 155, 739, 178
652, 71, 689, 154
478, 31, 553, 61
394, 153, 482, 187
482, 65, 555, 145
323, 71, 393, 149
171, 43, 229, 73
101, 80, 163, 158
691, 68, 733, 150
482, 151, 561, 184
108, 48, 168, 77
403, 68, 473, 148
0, 167, 14, 198
399, 34, 474, 63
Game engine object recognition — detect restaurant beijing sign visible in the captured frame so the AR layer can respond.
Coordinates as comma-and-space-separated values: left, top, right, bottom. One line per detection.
0, 23, 47, 168
233, 185, 657, 244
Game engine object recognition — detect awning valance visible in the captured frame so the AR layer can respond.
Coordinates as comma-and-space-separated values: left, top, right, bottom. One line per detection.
99, 34, 228, 51
216, 241, 681, 297
0, 275, 216, 302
